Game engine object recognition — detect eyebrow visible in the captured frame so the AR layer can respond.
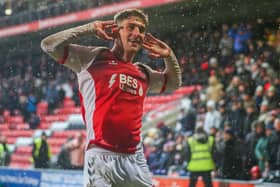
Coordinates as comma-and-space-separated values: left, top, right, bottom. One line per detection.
128, 23, 146, 31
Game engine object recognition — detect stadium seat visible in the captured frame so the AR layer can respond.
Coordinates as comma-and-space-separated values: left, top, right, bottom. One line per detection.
6, 137, 18, 144
15, 137, 33, 146
9, 162, 31, 169
2, 130, 34, 137
0, 123, 9, 131
51, 146, 62, 155
33, 129, 52, 138
11, 154, 31, 164
41, 114, 69, 123
54, 107, 81, 115
47, 138, 67, 147
38, 122, 52, 129
13, 123, 30, 130
50, 121, 69, 131
15, 146, 33, 155
7, 116, 24, 124
36, 101, 48, 115
63, 97, 75, 108
51, 130, 79, 139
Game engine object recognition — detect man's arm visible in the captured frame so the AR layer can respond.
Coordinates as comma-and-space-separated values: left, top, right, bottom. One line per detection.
41, 21, 116, 72
141, 33, 182, 93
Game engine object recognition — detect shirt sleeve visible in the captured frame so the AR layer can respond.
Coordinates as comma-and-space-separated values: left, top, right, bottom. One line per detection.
62, 45, 107, 73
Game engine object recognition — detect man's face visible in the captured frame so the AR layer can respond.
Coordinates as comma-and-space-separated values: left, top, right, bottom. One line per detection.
117, 16, 146, 54
274, 119, 280, 131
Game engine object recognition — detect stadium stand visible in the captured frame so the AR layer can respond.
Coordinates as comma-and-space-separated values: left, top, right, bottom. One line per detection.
0, 0, 124, 27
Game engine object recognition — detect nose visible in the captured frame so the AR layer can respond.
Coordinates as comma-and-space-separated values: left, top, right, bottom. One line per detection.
131, 27, 141, 36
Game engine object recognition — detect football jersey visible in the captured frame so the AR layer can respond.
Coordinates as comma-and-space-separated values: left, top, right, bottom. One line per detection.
76, 48, 148, 154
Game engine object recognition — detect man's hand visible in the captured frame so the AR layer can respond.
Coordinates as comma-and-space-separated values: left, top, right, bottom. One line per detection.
93, 20, 118, 41
142, 33, 171, 58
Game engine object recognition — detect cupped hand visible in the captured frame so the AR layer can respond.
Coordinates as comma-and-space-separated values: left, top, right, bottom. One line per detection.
142, 33, 171, 58
93, 20, 119, 41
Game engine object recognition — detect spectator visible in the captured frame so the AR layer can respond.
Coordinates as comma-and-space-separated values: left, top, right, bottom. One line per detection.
151, 141, 175, 175
206, 76, 223, 102
28, 112, 40, 129
219, 32, 233, 67
56, 136, 73, 169
204, 100, 222, 134
243, 103, 258, 136
64, 132, 85, 170
254, 85, 264, 111
186, 126, 215, 187
231, 26, 251, 54
244, 121, 265, 179
32, 132, 52, 168
217, 100, 228, 130
228, 100, 246, 139
255, 123, 273, 174
266, 118, 280, 171
0, 134, 10, 166
263, 86, 280, 110
177, 107, 196, 134
220, 128, 243, 180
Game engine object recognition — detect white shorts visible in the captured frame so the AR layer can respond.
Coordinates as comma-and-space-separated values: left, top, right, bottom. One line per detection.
84, 146, 154, 187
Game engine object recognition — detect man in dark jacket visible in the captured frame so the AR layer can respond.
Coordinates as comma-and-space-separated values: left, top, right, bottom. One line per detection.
244, 121, 265, 179
221, 128, 243, 179
228, 100, 246, 139
267, 118, 280, 171
32, 132, 52, 168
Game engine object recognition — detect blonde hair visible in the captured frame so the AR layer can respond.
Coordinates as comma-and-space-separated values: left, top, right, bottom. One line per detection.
114, 9, 148, 26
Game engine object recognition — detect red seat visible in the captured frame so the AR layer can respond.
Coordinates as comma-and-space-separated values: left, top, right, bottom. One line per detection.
8, 116, 24, 124
37, 101, 48, 115
51, 146, 61, 155
6, 137, 17, 144
14, 123, 29, 130
15, 146, 33, 155
63, 98, 75, 108
0, 123, 9, 131
41, 114, 68, 123
38, 122, 52, 129
9, 162, 31, 169
11, 154, 31, 164
52, 130, 80, 139
48, 138, 66, 147
2, 130, 34, 137
55, 107, 81, 115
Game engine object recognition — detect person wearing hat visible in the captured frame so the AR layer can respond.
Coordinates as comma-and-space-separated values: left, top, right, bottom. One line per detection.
32, 132, 52, 168
244, 121, 265, 179
204, 100, 222, 134
186, 126, 216, 187
220, 128, 243, 179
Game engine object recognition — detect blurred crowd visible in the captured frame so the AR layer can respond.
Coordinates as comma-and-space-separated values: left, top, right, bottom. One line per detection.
0, 16, 280, 182
0, 0, 123, 27
0, 54, 79, 126
142, 20, 280, 181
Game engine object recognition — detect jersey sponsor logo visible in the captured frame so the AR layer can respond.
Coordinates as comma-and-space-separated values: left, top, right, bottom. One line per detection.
119, 73, 143, 96
120, 74, 138, 89
109, 73, 117, 88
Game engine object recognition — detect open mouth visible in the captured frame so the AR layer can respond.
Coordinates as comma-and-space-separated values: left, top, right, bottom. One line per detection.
128, 38, 141, 47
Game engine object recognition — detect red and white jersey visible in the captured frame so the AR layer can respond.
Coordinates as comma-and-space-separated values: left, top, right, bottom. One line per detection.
74, 48, 148, 154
